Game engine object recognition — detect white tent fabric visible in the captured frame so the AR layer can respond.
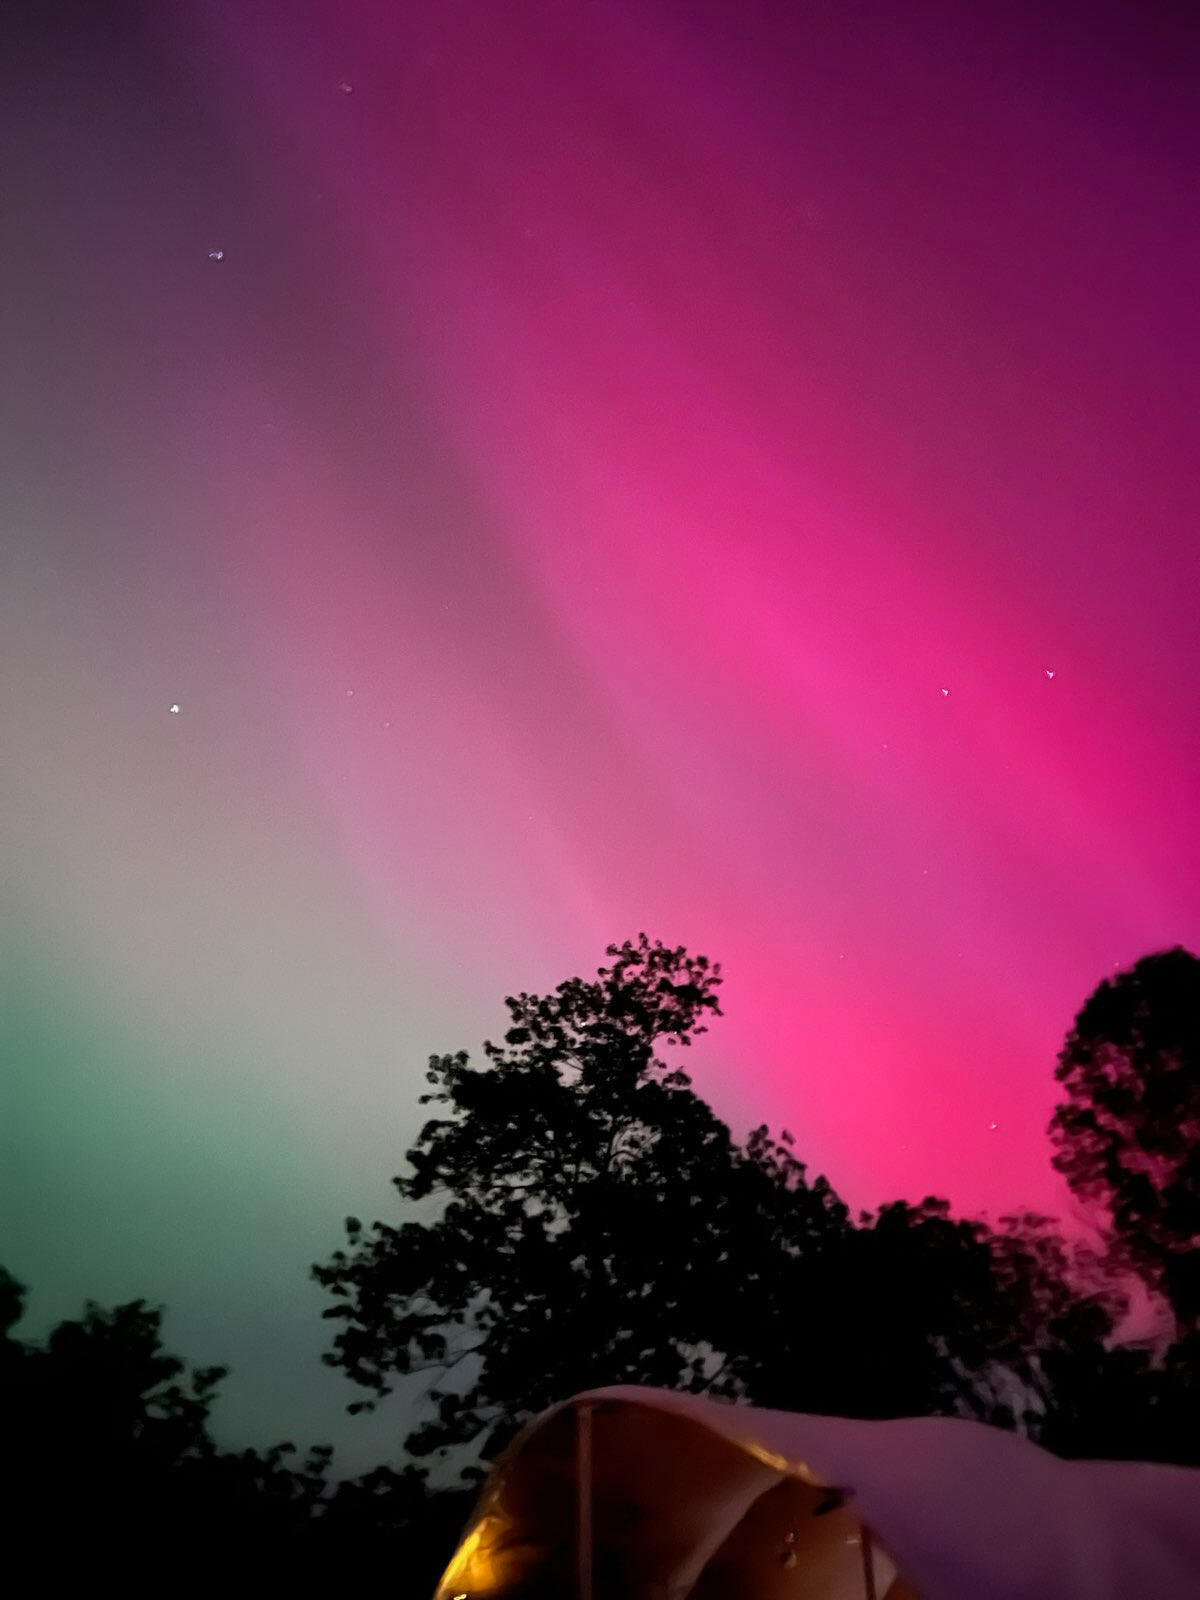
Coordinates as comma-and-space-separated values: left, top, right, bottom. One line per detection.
433, 1384, 1200, 1600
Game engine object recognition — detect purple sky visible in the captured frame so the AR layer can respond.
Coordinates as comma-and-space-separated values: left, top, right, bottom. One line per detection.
4, 0, 1197, 1465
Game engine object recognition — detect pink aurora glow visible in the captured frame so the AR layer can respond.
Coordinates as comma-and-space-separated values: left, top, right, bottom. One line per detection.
171, 0, 1200, 1209
61, 2, 1200, 1220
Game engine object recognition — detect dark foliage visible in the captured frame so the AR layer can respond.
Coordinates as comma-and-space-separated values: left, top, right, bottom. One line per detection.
1049, 946, 1200, 1332
314, 935, 816, 1462
314, 936, 1159, 1487
0, 1267, 461, 1590
749, 1201, 1126, 1437
10, 938, 1198, 1596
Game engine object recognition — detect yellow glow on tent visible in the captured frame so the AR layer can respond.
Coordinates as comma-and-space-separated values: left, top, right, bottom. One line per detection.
434, 1514, 504, 1598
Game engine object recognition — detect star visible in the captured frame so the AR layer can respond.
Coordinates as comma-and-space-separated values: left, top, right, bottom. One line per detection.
1045, 668, 1056, 679
169, 703, 181, 714
939, 687, 949, 696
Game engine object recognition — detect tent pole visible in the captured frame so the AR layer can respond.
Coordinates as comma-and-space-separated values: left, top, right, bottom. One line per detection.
859, 1523, 878, 1600
576, 1403, 594, 1600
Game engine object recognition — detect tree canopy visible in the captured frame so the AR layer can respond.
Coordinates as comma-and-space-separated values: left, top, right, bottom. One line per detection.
8, 934, 1200, 1597
0, 1266, 472, 1590
1049, 946, 1200, 1332
2, 1269, 333, 1575
314, 936, 1128, 1481
314, 935, 853, 1465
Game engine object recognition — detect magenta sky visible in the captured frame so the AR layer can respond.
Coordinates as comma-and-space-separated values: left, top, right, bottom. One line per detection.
4, 0, 1197, 1462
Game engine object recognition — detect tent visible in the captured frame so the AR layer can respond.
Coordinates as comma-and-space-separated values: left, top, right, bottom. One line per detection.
433, 1384, 1200, 1600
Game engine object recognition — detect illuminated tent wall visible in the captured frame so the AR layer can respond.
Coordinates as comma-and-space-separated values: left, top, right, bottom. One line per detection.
434, 1385, 1200, 1600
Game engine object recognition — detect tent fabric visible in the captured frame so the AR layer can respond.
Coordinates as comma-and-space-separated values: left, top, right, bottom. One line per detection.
433, 1384, 1200, 1600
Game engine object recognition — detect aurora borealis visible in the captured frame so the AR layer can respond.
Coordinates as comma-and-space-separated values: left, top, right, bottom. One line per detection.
3, 0, 1197, 1466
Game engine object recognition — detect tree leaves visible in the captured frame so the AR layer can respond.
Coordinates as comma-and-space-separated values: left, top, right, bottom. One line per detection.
313, 935, 1127, 1483
1049, 946, 1200, 1331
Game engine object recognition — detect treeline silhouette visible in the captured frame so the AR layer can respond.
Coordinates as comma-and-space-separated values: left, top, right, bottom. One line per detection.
7, 941, 1198, 1589
1, 1271, 471, 1589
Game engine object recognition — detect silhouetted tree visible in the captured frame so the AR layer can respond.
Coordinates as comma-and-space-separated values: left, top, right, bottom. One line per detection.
315, 936, 856, 1475
730, 1197, 1123, 1443
1, 1268, 497, 1587
13, 934, 1198, 1600
6, 1281, 231, 1533
314, 936, 1131, 1487
1, 1268, 489, 1585
1049, 947, 1200, 1334
0, 1273, 348, 1583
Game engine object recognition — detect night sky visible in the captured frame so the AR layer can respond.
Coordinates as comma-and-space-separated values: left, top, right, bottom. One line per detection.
3, 0, 1197, 1471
